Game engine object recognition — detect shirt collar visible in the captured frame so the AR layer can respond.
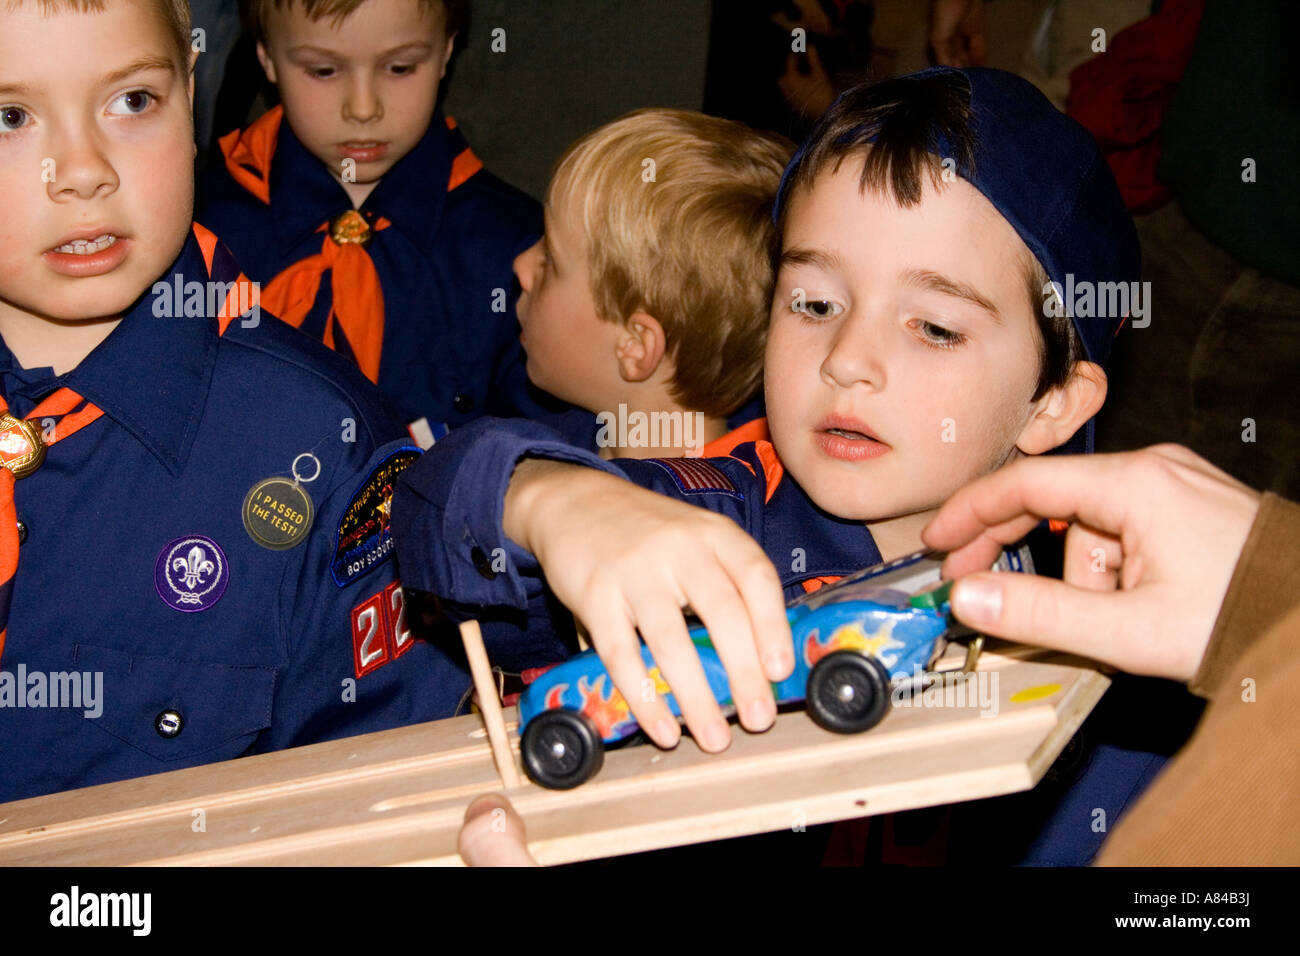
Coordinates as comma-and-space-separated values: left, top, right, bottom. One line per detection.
363, 109, 459, 248
753, 445, 883, 586
41, 233, 220, 476
268, 122, 352, 250
269, 109, 459, 251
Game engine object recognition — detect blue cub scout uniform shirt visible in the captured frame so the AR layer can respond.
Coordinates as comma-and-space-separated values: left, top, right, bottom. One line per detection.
196, 109, 549, 433
0, 232, 477, 804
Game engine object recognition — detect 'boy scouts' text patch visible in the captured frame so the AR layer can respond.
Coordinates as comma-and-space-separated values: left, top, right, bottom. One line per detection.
331, 447, 421, 587
646, 458, 742, 499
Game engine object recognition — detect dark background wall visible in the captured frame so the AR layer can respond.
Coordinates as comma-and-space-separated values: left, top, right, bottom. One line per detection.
441, 0, 713, 200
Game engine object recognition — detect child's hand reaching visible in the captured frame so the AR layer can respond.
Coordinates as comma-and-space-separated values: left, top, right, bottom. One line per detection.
504, 459, 795, 752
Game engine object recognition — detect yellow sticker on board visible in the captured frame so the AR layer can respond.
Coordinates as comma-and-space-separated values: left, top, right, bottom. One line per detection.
1010, 683, 1063, 704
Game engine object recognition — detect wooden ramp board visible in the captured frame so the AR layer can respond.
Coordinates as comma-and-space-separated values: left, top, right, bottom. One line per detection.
0, 642, 1108, 866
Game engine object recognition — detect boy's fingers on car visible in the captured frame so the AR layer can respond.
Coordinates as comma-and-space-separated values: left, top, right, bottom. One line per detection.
720, 543, 795, 682
680, 557, 776, 734
629, 589, 732, 752
581, 598, 682, 749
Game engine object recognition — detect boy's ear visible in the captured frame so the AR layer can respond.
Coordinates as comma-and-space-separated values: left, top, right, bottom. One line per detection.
615, 312, 667, 384
255, 42, 278, 84
188, 50, 200, 156
1015, 361, 1108, 455
188, 49, 199, 105
439, 33, 457, 79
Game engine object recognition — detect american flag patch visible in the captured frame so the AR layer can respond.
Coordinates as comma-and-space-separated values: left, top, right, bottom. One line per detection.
646, 457, 742, 499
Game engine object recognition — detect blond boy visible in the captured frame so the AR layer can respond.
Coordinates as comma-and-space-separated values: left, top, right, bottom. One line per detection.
0, 0, 484, 803
512, 109, 792, 458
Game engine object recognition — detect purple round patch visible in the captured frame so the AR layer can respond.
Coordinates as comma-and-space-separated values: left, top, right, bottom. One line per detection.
155, 535, 229, 613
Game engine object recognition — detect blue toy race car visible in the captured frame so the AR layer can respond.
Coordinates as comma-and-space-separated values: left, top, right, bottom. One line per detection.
518, 550, 990, 789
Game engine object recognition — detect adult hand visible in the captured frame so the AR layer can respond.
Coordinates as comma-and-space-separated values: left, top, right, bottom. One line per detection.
922, 445, 1261, 682
458, 795, 538, 866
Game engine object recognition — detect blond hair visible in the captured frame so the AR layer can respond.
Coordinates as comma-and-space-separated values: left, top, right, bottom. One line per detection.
551, 109, 793, 418
17, 0, 192, 68
241, 0, 463, 47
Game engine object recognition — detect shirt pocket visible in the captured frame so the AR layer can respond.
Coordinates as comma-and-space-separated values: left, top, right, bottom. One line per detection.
73, 643, 277, 764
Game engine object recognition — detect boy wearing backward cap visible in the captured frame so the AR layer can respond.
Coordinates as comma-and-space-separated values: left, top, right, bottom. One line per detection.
393, 67, 1147, 863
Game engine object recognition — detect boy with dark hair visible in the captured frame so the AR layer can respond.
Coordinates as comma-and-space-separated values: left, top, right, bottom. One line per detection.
395, 64, 1136, 623
197, 0, 547, 443
0, 0, 496, 804
393, 68, 1145, 861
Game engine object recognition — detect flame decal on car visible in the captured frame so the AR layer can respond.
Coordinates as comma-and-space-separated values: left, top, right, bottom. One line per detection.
805, 618, 906, 669
577, 674, 635, 738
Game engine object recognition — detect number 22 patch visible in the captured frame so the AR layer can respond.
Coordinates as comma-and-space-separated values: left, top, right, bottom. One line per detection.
350, 580, 415, 678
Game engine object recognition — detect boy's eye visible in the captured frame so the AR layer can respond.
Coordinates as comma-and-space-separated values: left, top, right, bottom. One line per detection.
107, 90, 153, 115
388, 63, 415, 75
308, 67, 337, 79
914, 319, 968, 350
0, 106, 29, 131
793, 298, 843, 320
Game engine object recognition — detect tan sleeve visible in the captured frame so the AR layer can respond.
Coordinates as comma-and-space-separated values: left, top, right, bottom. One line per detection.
1097, 602, 1300, 865
1189, 493, 1300, 698
1097, 493, 1300, 865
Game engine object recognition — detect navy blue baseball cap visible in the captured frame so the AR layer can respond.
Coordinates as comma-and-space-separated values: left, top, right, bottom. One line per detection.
773, 67, 1142, 455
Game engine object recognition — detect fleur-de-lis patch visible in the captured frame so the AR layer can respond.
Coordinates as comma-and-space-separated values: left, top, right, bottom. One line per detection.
156, 536, 229, 612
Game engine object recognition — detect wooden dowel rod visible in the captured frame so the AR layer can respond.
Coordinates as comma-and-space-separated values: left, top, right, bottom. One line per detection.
459, 619, 522, 789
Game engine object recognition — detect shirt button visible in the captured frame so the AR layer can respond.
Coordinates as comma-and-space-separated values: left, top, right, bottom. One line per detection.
155, 709, 184, 738
16, 519, 27, 545
471, 545, 497, 580
452, 392, 475, 414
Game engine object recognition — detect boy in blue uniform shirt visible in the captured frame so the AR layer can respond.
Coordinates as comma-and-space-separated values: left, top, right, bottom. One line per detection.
393, 67, 1147, 863
0, 0, 510, 804
197, 0, 548, 439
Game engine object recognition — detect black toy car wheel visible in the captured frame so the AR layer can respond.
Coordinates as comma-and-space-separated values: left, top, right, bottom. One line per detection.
521, 709, 605, 789
806, 650, 892, 734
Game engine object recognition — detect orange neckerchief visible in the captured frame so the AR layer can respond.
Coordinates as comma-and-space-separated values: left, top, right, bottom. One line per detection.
258, 217, 391, 383
0, 391, 104, 661
699, 416, 770, 458
217, 107, 483, 384
722, 425, 785, 505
